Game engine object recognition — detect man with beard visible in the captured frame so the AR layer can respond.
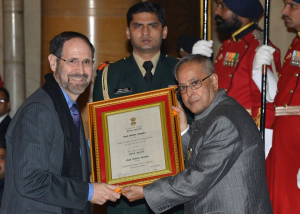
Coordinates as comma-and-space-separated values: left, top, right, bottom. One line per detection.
193, 0, 281, 158
267, 0, 300, 213
0, 31, 120, 213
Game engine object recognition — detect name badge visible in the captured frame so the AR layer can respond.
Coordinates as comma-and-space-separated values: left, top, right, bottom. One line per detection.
291, 50, 300, 67
223, 52, 239, 67
114, 87, 132, 94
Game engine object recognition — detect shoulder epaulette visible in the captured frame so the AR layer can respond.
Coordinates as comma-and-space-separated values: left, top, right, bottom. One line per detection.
97, 61, 115, 71
253, 29, 263, 49
97, 61, 108, 71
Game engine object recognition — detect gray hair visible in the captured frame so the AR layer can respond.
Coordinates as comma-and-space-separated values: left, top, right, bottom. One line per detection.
174, 54, 215, 80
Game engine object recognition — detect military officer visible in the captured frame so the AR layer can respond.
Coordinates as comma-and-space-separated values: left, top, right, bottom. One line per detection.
93, 2, 186, 214
192, 0, 282, 158
267, 0, 300, 213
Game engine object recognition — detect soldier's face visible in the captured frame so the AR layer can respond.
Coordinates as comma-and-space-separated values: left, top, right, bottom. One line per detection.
215, 0, 242, 34
125, 12, 168, 56
282, 0, 300, 31
177, 62, 218, 115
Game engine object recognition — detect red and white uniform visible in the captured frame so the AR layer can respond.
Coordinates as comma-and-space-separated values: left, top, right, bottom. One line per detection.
214, 22, 281, 129
267, 32, 300, 213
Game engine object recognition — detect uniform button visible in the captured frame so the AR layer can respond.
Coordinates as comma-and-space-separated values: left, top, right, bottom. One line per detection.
274, 104, 276, 108
238, 39, 241, 42
276, 90, 279, 93
220, 47, 223, 50
283, 60, 286, 63
284, 103, 288, 107
229, 74, 232, 78
290, 89, 294, 93
289, 46, 292, 49
295, 73, 299, 77
215, 60, 218, 63
245, 45, 248, 49
279, 74, 282, 78
224, 88, 227, 91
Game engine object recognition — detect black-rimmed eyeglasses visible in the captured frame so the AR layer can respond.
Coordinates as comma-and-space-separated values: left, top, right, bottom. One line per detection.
175, 74, 212, 94
56, 56, 95, 68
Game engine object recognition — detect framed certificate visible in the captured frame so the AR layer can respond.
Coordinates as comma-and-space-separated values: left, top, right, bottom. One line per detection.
88, 87, 184, 187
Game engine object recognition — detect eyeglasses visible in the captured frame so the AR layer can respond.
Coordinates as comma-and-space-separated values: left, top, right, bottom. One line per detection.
0, 100, 7, 103
175, 74, 212, 94
56, 56, 95, 68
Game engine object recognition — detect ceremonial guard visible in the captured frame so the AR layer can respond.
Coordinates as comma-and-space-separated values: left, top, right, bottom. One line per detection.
193, 0, 281, 156
267, 0, 300, 213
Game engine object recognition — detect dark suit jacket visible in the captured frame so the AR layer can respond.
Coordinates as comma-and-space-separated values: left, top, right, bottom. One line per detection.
144, 90, 273, 214
93, 54, 185, 214
0, 88, 91, 214
0, 115, 11, 142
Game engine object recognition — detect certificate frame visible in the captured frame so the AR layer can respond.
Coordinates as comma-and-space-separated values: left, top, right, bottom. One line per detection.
88, 87, 184, 187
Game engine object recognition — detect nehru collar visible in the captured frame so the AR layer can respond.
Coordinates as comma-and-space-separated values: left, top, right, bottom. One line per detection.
232, 22, 255, 42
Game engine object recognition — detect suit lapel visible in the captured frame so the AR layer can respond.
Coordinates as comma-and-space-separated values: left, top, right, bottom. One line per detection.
125, 55, 148, 91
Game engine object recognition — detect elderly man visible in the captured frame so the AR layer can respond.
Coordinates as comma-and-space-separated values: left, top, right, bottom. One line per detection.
0, 31, 120, 213
193, 0, 281, 158
267, 0, 300, 213
122, 55, 272, 214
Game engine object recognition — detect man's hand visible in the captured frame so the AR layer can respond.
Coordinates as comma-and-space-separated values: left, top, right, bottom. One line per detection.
192, 40, 213, 57
172, 102, 188, 132
252, 45, 275, 75
121, 185, 144, 202
90, 182, 120, 205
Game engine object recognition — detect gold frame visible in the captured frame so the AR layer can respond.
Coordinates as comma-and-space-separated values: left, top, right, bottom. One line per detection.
88, 87, 185, 187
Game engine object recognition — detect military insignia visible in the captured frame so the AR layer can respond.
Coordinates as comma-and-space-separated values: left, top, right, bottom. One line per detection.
114, 87, 132, 94
286, 53, 292, 60
218, 53, 223, 60
290, 50, 300, 67
223, 52, 239, 67
130, 117, 136, 126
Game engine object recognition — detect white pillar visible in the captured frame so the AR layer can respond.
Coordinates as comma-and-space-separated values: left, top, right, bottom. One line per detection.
3, 0, 25, 116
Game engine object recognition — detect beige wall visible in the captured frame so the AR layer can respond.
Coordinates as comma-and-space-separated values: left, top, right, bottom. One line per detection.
211, 0, 295, 63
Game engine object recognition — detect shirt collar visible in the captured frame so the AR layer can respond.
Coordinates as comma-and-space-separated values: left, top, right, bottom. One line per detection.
133, 51, 160, 76
0, 113, 8, 123
60, 86, 76, 109
232, 21, 256, 42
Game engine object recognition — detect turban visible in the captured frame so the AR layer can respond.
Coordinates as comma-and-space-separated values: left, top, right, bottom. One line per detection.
223, 0, 264, 21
